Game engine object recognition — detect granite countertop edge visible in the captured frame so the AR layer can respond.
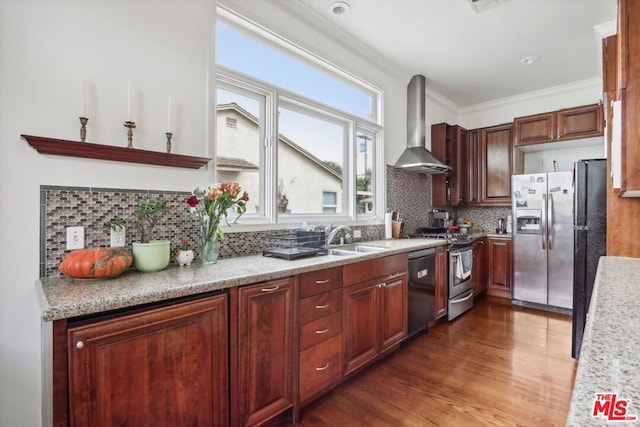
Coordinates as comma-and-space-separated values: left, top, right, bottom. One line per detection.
567, 256, 640, 425
37, 239, 447, 322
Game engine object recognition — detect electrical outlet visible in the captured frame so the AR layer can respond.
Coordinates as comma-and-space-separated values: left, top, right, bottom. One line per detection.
110, 226, 126, 247
353, 229, 362, 239
66, 226, 84, 250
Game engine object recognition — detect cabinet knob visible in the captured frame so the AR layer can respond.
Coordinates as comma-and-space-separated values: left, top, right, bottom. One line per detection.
76, 341, 84, 350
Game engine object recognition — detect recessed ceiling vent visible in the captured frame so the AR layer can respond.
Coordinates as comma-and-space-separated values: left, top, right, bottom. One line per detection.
468, 0, 511, 13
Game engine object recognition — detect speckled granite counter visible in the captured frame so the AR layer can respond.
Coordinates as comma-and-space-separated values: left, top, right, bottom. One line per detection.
36, 238, 446, 322
567, 256, 640, 426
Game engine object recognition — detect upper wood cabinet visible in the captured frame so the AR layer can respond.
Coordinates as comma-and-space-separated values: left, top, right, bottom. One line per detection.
514, 112, 557, 146
467, 129, 481, 205
67, 294, 229, 427
616, 0, 640, 196
557, 103, 604, 141
479, 123, 516, 205
514, 103, 603, 147
432, 123, 469, 206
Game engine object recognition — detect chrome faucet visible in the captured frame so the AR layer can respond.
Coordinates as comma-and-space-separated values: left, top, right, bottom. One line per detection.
326, 224, 352, 246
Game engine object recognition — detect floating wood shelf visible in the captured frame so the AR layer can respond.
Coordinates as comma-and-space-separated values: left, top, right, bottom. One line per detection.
21, 135, 211, 169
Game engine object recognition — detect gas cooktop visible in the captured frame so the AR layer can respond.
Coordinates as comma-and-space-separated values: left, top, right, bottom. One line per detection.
410, 227, 475, 247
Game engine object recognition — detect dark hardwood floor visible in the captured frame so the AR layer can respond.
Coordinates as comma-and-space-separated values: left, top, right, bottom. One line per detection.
287, 296, 577, 427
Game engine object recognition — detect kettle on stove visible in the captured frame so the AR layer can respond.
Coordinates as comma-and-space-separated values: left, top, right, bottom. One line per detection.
497, 218, 506, 234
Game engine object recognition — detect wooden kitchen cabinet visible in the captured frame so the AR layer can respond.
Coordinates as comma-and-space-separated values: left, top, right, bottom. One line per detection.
67, 293, 229, 427
615, 0, 640, 196
434, 245, 448, 319
432, 123, 469, 206
343, 253, 407, 376
486, 237, 512, 299
513, 104, 603, 147
472, 238, 487, 296
297, 267, 343, 408
514, 111, 557, 146
479, 123, 518, 206
231, 277, 296, 427
557, 103, 604, 141
467, 129, 481, 205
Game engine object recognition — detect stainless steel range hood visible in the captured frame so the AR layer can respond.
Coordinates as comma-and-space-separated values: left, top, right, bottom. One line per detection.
394, 75, 450, 174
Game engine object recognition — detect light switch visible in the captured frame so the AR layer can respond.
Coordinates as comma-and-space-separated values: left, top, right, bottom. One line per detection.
66, 226, 85, 250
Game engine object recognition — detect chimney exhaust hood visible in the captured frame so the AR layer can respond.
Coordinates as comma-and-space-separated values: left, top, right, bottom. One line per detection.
394, 75, 450, 174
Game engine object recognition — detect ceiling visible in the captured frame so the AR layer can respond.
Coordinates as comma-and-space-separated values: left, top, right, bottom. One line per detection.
272, 0, 617, 107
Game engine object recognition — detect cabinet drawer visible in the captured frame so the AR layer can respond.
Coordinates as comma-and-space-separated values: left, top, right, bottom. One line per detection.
343, 253, 408, 286
299, 289, 342, 324
299, 334, 343, 405
299, 267, 343, 298
299, 311, 342, 351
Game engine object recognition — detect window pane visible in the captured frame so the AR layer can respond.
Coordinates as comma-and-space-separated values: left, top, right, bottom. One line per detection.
217, 21, 375, 121
356, 129, 375, 214
216, 87, 262, 216
278, 105, 345, 215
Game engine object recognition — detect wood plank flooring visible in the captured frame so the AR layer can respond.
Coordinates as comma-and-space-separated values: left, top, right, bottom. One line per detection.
287, 296, 577, 427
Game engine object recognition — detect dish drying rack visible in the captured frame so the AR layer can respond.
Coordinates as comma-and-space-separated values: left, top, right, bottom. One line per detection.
262, 230, 327, 260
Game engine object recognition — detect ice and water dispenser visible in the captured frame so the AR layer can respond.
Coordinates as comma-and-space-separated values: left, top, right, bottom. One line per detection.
515, 209, 542, 234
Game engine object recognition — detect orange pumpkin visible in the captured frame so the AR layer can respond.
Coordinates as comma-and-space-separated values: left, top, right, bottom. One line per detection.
60, 247, 133, 279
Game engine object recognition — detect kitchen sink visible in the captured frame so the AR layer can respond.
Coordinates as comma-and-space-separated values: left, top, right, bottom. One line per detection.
328, 244, 387, 256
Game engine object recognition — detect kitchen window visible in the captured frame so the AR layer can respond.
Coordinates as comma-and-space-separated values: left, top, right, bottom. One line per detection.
215, 7, 384, 224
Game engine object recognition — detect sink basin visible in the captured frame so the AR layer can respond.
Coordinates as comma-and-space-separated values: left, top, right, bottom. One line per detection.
328, 248, 360, 256
328, 244, 387, 256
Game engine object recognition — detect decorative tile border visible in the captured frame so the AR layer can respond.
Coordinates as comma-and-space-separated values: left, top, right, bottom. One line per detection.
41, 186, 384, 277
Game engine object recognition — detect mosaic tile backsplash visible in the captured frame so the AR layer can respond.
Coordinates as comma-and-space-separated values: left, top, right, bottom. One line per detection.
41, 186, 384, 277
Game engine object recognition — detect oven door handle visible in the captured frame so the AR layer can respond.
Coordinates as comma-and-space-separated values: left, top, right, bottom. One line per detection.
450, 290, 474, 304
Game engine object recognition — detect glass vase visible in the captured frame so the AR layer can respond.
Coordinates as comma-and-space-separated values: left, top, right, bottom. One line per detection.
200, 221, 220, 265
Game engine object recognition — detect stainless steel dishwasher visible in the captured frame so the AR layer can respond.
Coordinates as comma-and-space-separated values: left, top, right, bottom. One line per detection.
407, 247, 436, 338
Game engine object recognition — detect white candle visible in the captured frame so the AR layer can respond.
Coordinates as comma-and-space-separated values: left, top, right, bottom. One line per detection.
167, 95, 172, 132
127, 81, 131, 120
81, 81, 86, 117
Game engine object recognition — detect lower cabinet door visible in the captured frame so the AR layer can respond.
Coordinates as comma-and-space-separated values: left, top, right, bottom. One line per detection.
299, 334, 343, 405
234, 278, 296, 427
343, 281, 378, 376
378, 273, 407, 354
68, 294, 228, 427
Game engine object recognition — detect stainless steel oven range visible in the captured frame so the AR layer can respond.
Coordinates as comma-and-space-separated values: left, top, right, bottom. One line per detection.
409, 229, 475, 323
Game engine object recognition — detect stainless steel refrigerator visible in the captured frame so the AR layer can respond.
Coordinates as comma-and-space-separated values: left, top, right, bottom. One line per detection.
512, 171, 574, 309
572, 159, 607, 359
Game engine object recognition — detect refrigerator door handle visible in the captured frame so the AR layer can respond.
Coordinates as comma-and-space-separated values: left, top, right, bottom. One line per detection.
541, 194, 547, 250
548, 193, 554, 250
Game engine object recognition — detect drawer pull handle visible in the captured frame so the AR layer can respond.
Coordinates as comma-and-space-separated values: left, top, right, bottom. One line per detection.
261, 285, 280, 292
315, 303, 330, 309
316, 327, 330, 334
315, 362, 330, 371
315, 279, 330, 284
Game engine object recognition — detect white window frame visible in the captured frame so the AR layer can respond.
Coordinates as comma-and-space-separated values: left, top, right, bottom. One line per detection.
214, 8, 386, 228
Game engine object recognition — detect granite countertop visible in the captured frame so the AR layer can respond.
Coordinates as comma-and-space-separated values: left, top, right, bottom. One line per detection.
567, 256, 640, 425
36, 238, 446, 322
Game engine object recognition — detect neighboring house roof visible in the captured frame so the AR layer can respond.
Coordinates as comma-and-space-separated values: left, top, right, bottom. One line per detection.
216, 156, 259, 171
217, 103, 342, 180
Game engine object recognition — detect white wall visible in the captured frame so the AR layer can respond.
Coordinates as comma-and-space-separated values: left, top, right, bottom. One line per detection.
0, 1, 214, 425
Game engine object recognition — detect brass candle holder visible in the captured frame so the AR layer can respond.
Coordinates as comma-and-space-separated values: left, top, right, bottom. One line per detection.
124, 121, 136, 148
79, 117, 88, 142
166, 132, 173, 153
